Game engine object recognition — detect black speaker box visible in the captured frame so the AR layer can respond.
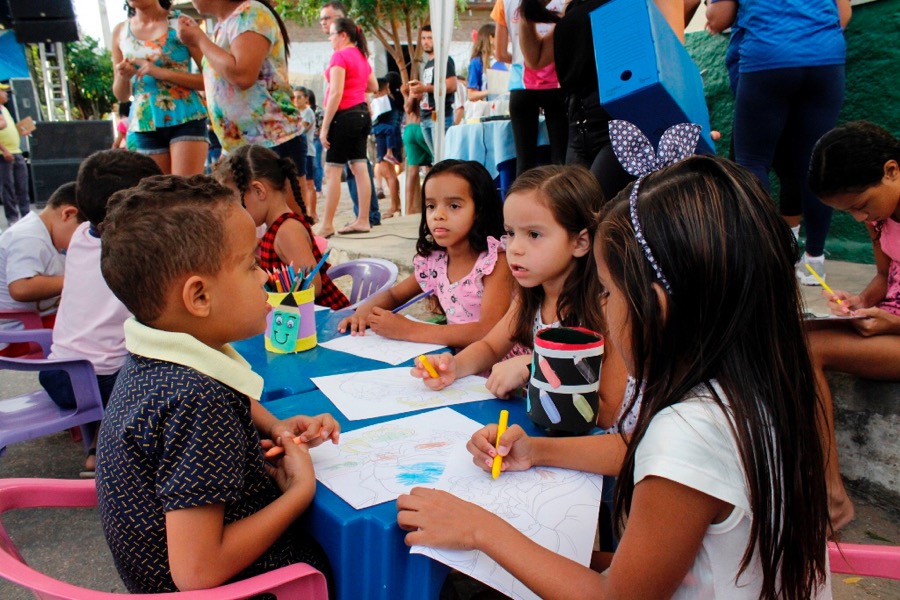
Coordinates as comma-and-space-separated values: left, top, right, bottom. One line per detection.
29, 159, 81, 207
11, 19, 78, 44
28, 120, 113, 161
8, 0, 74, 20
9, 77, 42, 123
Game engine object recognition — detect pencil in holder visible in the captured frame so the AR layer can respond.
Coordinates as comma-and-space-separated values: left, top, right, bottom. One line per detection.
265, 288, 317, 354
527, 327, 604, 435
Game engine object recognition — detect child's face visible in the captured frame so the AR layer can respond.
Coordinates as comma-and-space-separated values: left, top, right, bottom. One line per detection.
292, 91, 307, 109
503, 190, 588, 293
49, 205, 82, 252
205, 207, 270, 345
594, 244, 633, 375
424, 173, 476, 251
821, 160, 900, 222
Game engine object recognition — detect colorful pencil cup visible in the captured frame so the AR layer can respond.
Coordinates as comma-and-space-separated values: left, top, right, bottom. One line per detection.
527, 327, 604, 435
265, 288, 317, 354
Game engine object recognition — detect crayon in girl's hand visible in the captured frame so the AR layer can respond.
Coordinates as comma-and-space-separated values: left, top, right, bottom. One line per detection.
418, 354, 439, 378
264, 435, 305, 458
492, 410, 510, 479
804, 263, 842, 305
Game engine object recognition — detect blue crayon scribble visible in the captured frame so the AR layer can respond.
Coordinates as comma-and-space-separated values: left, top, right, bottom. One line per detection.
396, 462, 445, 486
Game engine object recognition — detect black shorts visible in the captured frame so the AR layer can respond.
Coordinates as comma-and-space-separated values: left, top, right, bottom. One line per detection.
325, 104, 371, 165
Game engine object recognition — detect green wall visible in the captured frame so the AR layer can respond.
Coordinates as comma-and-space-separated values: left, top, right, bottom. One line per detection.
685, 0, 900, 264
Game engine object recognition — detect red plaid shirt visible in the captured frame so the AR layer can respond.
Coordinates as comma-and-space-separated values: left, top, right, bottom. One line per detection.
258, 213, 350, 310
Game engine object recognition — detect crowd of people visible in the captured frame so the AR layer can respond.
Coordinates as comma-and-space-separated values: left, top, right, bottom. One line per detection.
0, 0, 897, 598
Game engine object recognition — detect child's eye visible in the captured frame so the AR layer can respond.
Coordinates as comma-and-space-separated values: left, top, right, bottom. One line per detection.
529, 231, 541, 239
450, 203, 461, 210
425, 203, 435, 211
504, 229, 514, 237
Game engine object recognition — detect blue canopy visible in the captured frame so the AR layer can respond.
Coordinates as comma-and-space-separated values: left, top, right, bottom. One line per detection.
0, 30, 30, 82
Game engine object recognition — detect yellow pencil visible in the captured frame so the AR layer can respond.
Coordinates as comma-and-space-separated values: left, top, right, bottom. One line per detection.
804, 263, 843, 305
418, 354, 439, 378
491, 410, 509, 479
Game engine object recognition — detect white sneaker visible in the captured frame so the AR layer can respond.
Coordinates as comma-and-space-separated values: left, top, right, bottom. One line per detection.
797, 253, 826, 286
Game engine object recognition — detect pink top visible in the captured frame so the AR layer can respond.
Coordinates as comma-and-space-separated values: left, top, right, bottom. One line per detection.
413, 236, 502, 324
873, 217, 900, 315
326, 46, 372, 110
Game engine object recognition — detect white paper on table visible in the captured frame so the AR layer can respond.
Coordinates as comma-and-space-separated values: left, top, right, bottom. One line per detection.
311, 407, 483, 509
319, 331, 445, 365
311, 367, 494, 420
412, 445, 603, 600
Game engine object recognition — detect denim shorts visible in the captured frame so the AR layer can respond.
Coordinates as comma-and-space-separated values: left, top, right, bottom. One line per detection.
272, 134, 307, 178
132, 118, 209, 155
305, 155, 315, 180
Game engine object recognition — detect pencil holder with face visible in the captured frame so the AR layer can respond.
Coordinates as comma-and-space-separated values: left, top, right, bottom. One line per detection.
527, 327, 604, 435
265, 288, 317, 353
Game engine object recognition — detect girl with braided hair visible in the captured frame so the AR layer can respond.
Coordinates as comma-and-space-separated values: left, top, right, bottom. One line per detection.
216, 145, 350, 309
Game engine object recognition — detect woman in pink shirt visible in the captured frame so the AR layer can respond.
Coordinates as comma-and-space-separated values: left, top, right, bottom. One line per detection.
318, 17, 378, 237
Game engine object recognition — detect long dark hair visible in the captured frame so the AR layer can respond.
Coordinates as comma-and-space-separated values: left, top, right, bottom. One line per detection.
333, 17, 369, 59
507, 165, 606, 347
600, 155, 828, 599
416, 160, 504, 257
809, 121, 900, 197
215, 144, 308, 220
125, 0, 172, 18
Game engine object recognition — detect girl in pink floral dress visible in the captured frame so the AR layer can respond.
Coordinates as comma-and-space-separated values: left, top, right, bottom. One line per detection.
339, 160, 514, 348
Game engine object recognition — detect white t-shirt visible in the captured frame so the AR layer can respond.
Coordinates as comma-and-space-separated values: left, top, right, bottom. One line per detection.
634, 381, 831, 599
0, 212, 66, 343
49, 222, 132, 375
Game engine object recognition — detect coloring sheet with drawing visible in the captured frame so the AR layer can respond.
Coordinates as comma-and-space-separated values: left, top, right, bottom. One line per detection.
412, 445, 603, 600
319, 331, 445, 365
311, 367, 494, 420
310, 408, 483, 509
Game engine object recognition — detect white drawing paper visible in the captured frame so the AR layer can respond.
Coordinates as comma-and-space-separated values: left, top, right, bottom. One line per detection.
412, 446, 603, 600
311, 367, 494, 420
311, 408, 483, 509
319, 331, 445, 365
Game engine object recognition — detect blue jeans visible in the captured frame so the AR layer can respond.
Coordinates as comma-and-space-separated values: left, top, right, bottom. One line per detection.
734, 65, 844, 257
419, 113, 454, 157
314, 138, 324, 192
346, 160, 380, 225
0, 153, 29, 223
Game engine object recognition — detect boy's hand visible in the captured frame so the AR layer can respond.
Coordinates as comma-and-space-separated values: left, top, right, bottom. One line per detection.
338, 309, 371, 335
411, 352, 455, 390
367, 307, 407, 338
485, 354, 531, 398
467, 423, 534, 474
268, 436, 315, 494
271, 414, 340, 448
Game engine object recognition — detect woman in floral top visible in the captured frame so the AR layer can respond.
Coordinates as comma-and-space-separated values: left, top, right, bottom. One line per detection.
178, 0, 308, 210
112, 0, 208, 175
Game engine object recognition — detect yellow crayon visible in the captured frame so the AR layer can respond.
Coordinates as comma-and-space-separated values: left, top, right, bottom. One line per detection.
491, 410, 509, 479
418, 354, 439, 378
804, 264, 843, 305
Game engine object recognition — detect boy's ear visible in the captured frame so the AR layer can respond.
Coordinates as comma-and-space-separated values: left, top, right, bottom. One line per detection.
884, 159, 899, 181
60, 206, 79, 221
572, 228, 591, 258
181, 275, 212, 318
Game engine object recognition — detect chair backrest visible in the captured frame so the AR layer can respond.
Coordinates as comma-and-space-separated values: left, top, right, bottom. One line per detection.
0, 353, 104, 455
829, 541, 900, 580
0, 478, 330, 599
0, 309, 43, 330
327, 258, 399, 308
0, 310, 48, 359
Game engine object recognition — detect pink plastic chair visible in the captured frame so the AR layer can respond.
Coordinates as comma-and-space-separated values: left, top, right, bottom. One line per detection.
829, 541, 900, 580
0, 329, 103, 456
327, 258, 399, 309
0, 309, 47, 359
0, 478, 329, 599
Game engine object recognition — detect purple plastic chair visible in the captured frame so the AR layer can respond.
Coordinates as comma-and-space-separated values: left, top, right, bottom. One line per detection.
0, 478, 329, 599
829, 541, 900, 580
0, 329, 103, 456
0, 309, 47, 359
326, 258, 399, 309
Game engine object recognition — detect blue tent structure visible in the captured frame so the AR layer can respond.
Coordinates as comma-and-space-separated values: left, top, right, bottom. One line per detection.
0, 30, 30, 82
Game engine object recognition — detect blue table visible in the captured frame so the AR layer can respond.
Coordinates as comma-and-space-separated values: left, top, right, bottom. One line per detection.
444, 119, 549, 198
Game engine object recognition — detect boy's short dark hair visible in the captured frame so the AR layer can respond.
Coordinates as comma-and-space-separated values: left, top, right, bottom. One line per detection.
77, 149, 162, 227
101, 175, 237, 324
46, 181, 78, 209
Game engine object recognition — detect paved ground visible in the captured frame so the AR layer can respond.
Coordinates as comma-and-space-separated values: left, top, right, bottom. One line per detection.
1, 187, 898, 598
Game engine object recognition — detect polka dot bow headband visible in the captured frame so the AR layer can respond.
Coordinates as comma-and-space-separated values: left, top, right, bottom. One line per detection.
608, 120, 701, 294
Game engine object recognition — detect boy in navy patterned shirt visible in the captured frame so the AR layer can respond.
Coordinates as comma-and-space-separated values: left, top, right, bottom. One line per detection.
96, 175, 338, 593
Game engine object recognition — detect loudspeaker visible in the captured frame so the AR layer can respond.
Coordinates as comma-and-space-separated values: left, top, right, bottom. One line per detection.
9, 78, 41, 123
28, 121, 114, 207
29, 160, 81, 206
9, 0, 77, 43
28, 120, 113, 161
